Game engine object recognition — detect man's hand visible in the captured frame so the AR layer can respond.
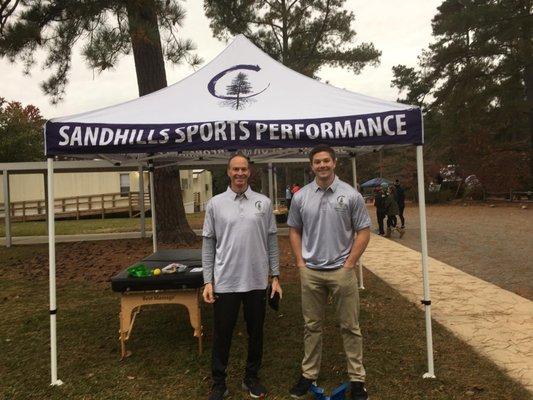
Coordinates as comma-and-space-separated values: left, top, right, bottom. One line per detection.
271, 277, 283, 299
343, 259, 357, 269
203, 283, 215, 303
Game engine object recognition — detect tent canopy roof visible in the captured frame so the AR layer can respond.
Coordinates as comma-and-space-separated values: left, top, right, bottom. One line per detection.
44, 35, 422, 160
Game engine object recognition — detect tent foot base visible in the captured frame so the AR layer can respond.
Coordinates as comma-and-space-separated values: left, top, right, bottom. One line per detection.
422, 373, 436, 379
50, 379, 64, 386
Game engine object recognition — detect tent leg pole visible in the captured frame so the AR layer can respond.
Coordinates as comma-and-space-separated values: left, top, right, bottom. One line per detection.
43, 172, 49, 234
273, 165, 278, 210
3, 170, 11, 248
138, 165, 146, 238
268, 162, 273, 201
47, 158, 63, 386
351, 155, 365, 290
149, 162, 157, 252
416, 145, 436, 379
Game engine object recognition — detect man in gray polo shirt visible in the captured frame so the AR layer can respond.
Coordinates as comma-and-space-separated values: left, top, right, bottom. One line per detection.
287, 144, 371, 400
202, 153, 282, 400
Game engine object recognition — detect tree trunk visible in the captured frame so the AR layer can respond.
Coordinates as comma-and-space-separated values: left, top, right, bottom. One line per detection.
127, 0, 196, 243
153, 165, 196, 243
521, 14, 533, 187
126, 0, 167, 95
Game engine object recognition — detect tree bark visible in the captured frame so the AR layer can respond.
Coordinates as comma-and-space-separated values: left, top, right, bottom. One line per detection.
127, 0, 196, 243
153, 165, 196, 243
521, 11, 533, 187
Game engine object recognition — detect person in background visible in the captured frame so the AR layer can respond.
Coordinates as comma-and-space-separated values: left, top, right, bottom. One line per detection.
383, 186, 404, 238
394, 179, 406, 229
202, 153, 283, 400
291, 183, 301, 194
287, 144, 371, 400
374, 185, 386, 236
286, 184, 293, 209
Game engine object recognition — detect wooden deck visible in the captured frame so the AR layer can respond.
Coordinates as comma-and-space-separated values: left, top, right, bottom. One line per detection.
0, 191, 151, 222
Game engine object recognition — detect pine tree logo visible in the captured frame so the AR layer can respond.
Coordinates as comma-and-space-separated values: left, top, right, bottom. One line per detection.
207, 64, 270, 110
224, 72, 253, 110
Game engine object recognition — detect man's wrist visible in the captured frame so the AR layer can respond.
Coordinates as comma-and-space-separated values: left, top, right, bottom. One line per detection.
271, 275, 280, 281
345, 256, 358, 265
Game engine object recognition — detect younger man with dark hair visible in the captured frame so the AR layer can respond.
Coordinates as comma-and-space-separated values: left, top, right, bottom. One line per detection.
288, 144, 371, 400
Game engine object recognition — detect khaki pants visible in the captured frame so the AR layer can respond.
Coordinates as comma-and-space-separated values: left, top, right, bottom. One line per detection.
300, 266, 365, 382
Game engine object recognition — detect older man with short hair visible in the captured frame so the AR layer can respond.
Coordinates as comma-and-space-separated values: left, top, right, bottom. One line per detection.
202, 153, 282, 400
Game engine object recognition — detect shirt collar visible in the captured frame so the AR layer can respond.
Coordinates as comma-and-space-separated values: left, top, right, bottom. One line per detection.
226, 185, 252, 200
313, 175, 339, 193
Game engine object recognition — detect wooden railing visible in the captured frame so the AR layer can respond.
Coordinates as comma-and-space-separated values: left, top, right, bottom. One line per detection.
484, 190, 532, 202
0, 191, 151, 222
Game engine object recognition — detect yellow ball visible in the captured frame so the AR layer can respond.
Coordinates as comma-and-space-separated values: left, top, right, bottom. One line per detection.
153, 268, 161, 276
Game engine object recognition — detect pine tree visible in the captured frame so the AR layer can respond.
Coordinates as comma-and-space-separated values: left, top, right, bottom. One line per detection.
0, 0, 201, 243
392, 0, 532, 190
225, 72, 252, 109
204, 0, 380, 77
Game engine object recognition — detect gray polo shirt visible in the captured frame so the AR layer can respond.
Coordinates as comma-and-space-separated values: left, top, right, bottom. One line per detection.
202, 186, 277, 293
287, 176, 371, 270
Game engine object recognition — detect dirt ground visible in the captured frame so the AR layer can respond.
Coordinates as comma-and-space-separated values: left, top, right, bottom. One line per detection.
367, 202, 533, 300
7, 202, 532, 301
5, 236, 298, 287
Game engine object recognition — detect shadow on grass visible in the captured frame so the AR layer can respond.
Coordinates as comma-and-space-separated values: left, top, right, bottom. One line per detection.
0, 270, 530, 399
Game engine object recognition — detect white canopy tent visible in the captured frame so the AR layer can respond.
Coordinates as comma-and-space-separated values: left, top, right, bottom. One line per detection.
43, 35, 435, 385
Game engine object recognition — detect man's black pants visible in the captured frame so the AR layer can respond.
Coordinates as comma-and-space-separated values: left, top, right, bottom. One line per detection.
387, 215, 397, 228
377, 211, 386, 234
212, 289, 267, 385
398, 203, 405, 227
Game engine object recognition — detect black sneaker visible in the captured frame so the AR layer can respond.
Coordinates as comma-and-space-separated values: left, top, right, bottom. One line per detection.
350, 381, 368, 400
289, 375, 314, 398
242, 376, 267, 398
208, 383, 228, 400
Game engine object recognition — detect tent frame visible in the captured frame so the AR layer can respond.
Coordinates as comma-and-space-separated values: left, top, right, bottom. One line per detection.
40, 144, 435, 386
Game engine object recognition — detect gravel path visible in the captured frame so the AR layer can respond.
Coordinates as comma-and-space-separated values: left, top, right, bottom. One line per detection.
367, 203, 533, 300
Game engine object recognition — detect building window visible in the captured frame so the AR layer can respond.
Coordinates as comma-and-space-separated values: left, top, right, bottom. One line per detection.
205, 184, 209, 192
181, 178, 189, 189
120, 174, 130, 197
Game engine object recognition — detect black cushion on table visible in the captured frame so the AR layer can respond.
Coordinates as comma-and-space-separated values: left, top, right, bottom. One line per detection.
111, 260, 204, 292
142, 249, 202, 262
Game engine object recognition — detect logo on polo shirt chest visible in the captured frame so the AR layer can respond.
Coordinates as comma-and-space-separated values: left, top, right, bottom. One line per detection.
334, 195, 348, 212
255, 200, 265, 216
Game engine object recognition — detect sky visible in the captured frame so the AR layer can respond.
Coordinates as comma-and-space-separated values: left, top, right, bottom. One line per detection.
0, 0, 442, 120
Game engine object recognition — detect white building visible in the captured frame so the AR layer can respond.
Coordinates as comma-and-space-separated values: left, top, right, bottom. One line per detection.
0, 167, 212, 220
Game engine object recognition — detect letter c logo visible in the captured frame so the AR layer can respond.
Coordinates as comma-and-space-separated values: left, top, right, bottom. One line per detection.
207, 64, 270, 100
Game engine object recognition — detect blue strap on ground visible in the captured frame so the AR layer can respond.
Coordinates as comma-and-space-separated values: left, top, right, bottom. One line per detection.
309, 382, 349, 400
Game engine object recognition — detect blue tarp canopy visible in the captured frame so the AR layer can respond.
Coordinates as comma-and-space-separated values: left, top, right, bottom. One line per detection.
360, 177, 392, 188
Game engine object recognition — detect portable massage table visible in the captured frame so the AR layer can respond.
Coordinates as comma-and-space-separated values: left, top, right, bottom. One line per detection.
111, 249, 203, 359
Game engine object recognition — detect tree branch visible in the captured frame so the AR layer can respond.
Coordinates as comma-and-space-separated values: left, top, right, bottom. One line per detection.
0, 0, 20, 35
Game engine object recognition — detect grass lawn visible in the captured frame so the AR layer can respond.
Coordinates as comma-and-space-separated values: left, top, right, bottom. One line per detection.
0, 213, 206, 237
0, 246, 529, 399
